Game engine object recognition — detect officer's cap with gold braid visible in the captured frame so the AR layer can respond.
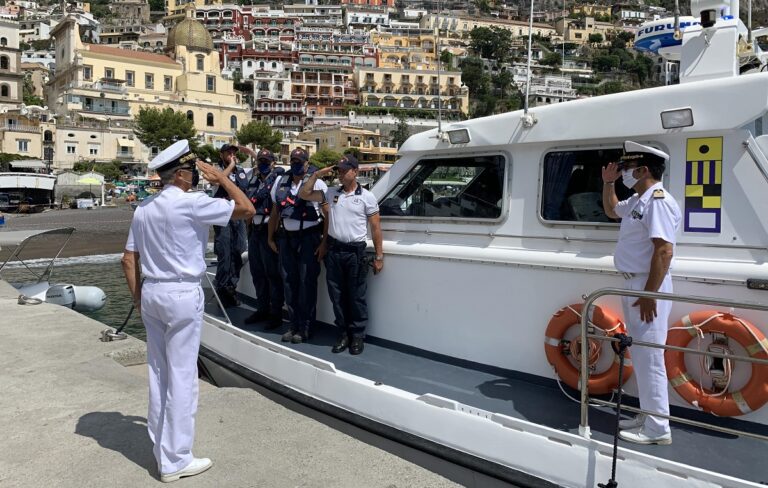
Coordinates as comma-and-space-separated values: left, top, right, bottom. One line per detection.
619, 141, 668, 168
149, 140, 197, 171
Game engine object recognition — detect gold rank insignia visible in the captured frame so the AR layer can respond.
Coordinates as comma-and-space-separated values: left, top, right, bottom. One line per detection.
653, 189, 665, 199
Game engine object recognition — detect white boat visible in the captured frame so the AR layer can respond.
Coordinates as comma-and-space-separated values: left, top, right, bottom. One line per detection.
0, 228, 107, 312
0, 171, 56, 213
198, 1, 768, 486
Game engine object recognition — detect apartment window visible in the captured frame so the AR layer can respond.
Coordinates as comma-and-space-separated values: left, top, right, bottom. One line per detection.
380, 155, 506, 219
145, 73, 154, 89
66, 144, 77, 155
206, 75, 215, 92
0, 84, 8, 97
17, 139, 29, 153
88, 144, 99, 156
0, 55, 9, 70
196, 55, 204, 71
186, 110, 194, 121
164, 76, 172, 91
83, 65, 92, 80
206, 113, 214, 126
125, 70, 135, 87
105, 67, 114, 79
230, 115, 237, 129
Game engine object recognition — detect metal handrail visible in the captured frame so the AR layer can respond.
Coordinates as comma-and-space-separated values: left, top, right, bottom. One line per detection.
578, 287, 768, 439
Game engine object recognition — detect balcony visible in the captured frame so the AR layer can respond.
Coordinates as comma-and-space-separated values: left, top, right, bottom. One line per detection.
82, 105, 131, 116
72, 81, 128, 94
0, 124, 40, 133
116, 151, 135, 159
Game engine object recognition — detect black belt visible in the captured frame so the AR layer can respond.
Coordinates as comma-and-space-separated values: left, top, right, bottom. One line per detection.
328, 236, 366, 252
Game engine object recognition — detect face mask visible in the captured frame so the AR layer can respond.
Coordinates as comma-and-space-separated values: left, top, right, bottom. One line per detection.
258, 162, 272, 176
621, 169, 638, 189
191, 168, 200, 187
291, 163, 305, 177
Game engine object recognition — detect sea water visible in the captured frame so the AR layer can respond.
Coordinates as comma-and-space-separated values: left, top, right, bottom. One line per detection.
1, 254, 147, 340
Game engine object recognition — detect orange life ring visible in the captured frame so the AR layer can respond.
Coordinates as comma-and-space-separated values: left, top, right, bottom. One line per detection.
544, 303, 634, 395
665, 311, 768, 416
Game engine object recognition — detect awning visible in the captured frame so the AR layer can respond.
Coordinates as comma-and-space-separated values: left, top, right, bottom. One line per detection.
117, 139, 135, 147
9, 160, 45, 169
80, 114, 109, 122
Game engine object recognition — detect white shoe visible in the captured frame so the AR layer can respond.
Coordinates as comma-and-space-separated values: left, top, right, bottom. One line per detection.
161, 457, 213, 483
619, 429, 672, 445
618, 414, 646, 430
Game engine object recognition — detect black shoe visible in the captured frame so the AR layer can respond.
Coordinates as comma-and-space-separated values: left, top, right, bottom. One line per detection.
332, 336, 349, 354
265, 314, 282, 330
216, 288, 237, 308
349, 337, 364, 355
291, 329, 310, 344
225, 287, 241, 306
281, 330, 295, 342
245, 310, 269, 324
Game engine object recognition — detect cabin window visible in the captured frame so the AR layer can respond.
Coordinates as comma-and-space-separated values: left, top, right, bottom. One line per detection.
380, 155, 505, 219
540, 148, 633, 223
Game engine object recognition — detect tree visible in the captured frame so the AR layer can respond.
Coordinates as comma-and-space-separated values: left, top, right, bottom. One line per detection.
592, 55, 621, 72
440, 49, 453, 68
460, 57, 490, 99
235, 120, 282, 152
133, 107, 196, 152
343, 147, 362, 160
22, 76, 43, 107
588, 33, 603, 45
195, 144, 221, 163
0, 153, 34, 172
491, 70, 513, 98
390, 114, 410, 148
92, 161, 122, 181
309, 148, 342, 169
539, 52, 562, 67
469, 27, 512, 62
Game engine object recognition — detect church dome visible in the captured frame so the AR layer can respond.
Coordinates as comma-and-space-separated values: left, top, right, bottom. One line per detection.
167, 18, 214, 52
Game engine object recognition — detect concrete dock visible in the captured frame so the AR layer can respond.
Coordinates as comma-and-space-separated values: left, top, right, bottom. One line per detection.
0, 280, 510, 488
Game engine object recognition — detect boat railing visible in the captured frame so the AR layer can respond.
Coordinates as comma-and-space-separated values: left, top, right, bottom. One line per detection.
578, 287, 768, 442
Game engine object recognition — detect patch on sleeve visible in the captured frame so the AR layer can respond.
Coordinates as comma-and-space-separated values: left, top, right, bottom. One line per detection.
652, 189, 665, 199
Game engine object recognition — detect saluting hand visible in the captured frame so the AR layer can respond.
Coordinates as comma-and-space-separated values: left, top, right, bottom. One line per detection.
602, 162, 621, 183
196, 160, 225, 185
633, 297, 657, 323
315, 166, 336, 178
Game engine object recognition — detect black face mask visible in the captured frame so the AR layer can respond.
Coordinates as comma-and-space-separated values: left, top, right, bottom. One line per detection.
191, 168, 200, 187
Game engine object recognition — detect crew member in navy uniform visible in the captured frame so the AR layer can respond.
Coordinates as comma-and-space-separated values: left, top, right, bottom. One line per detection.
300, 154, 383, 355
267, 147, 328, 343
121, 140, 255, 482
602, 140, 681, 445
212, 143, 249, 308
244, 148, 285, 329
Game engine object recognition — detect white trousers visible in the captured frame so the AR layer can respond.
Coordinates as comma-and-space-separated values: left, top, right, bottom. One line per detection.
142, 281, 203, 475
621, 273, 673, 436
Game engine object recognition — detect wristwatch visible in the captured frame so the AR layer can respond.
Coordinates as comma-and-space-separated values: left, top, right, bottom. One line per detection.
374, 255, 384, 261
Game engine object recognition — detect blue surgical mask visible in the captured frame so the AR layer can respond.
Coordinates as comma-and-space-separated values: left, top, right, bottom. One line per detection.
291, 162, 306, 176
257, 162, 272, 176
621, 169, 638, 189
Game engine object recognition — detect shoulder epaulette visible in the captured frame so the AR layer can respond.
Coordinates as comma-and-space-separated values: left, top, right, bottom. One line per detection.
652, 189, 665, 199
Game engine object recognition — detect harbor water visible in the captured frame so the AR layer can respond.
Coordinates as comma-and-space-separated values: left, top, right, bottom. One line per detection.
1, 254, 147, 339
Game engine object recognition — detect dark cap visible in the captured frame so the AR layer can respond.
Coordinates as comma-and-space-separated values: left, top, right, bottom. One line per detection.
337, 154, 359, 171
220, 143, 239, 154
256, 148, 275, 162
290, 147, 309, 163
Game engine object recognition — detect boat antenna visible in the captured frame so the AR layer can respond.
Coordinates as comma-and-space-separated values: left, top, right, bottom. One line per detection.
522, 0, 536, 127
747, 0, 752, 43
673, 0, 682, 40
436, 0, 443, 137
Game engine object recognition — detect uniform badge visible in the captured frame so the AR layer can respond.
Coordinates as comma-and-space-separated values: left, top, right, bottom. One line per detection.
631, 209, 643, 220
333, 195, 339, 203
239, 173, 246, 179
652, 189, 664, 199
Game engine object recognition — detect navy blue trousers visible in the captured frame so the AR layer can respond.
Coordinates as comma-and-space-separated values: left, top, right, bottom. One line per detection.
248, 222, 283, 316
213, 219, 246, 290
277, 227, 321, 335
324, 241, 369, 339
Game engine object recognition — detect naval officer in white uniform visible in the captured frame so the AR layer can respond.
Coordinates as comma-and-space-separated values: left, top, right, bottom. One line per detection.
121, 140, 255, 482
602, 141, 681, 445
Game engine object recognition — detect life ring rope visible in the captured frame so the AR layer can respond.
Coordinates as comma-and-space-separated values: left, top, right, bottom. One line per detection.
564, 305, 621, 335
665, 311, 768, 416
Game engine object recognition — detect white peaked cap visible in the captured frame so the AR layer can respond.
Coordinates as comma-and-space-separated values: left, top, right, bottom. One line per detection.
149, 140, 196, 171
623, 141, 669, 162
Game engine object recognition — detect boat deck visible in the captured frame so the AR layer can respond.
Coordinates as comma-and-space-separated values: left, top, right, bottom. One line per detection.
206, 300, 768, 485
